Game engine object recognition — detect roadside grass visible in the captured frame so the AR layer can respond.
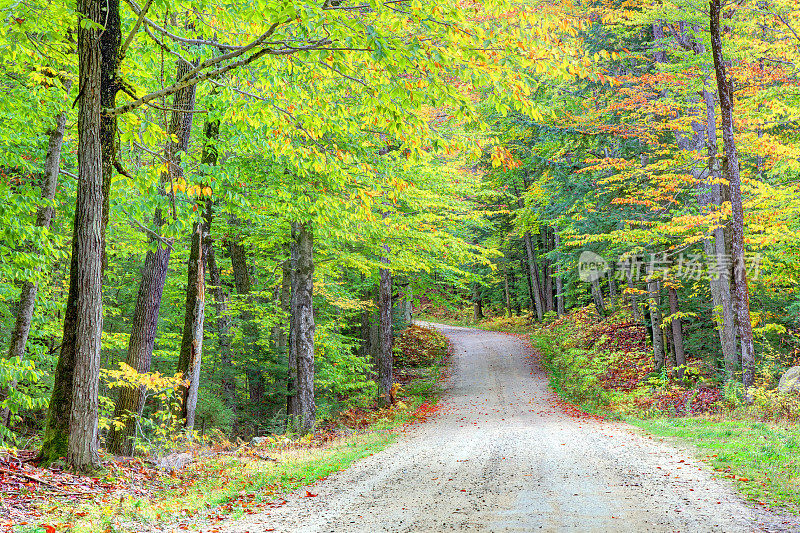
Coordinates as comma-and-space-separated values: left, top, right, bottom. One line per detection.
14, 331, 447, 533
629, 416, 800, 511
96, 432, 394, 533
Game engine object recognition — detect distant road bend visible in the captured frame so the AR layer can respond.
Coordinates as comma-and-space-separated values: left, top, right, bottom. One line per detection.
229, 323, 798, 532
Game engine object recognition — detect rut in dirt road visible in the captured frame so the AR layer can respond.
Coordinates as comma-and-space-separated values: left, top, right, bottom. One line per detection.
226, 324, 799, 532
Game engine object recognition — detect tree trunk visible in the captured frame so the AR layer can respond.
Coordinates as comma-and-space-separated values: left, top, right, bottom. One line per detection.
503, 265, 512, 318
607, 267, 618, 311
522, 233, 544, 320
108, 60, 196, 455
700, 87, 738, 378
668, 283, 686, 379
197, 116, 233, 413
176, 223, 205, 431
515, 180, 545, 320
273, 256, 290, 419
40, 0, 108, 470
554, 233, 565, 316
647, 280, 665, 371
626, 266, 641, 321
99, 0, 121, 273
227, 228, 264, 414
106, 237, 170, 454
710, 1, 756, 390
472, 282, 484, 320
591, 277, 606, 316
286, 249, 300, 422
509, 269, 521, 316
542, 228, 554, 313
521, 258, 535, 313
207, 234, 234, 413
2, 90, 70, 428
403, 283, 413, 324
378, 262, 393, 406
289, 222, 315, 432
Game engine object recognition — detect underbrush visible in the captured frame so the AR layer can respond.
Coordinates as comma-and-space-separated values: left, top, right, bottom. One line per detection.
394, 325, 448, 367
3, 326, 449, 533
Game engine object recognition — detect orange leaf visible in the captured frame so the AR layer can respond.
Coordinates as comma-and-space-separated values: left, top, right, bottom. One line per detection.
304, 491, 317, 497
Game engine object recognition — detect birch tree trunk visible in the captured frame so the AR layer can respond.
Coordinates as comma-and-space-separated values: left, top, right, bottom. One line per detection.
521, 258, 535, 314
503, 265, 512, 318
626, 266, 641, 321
378, 261, 393, 405
177, 223, 205, 431
206, 232, 233, 413
287, 246, 300, 422
607, 268, 618, 311
701, 88, 738, 378
591, 277, 606, 316
554, 233, 565, 316
542, 228, 554, 313
273, 256, 290, 418
647, 279, 665, 372
522, 233, 544, 320
668, 282, 686, 379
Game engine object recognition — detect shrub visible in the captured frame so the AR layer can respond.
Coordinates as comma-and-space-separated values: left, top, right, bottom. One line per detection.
394, 325, 448, 367
196, 393, 235, 435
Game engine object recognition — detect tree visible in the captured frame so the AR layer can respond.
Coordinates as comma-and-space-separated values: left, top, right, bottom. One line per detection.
2, 84, 70, 429
107, 59, 197, 455
289, 222, 315, 433
710, 0, 756, 390
40, 0, 107, 470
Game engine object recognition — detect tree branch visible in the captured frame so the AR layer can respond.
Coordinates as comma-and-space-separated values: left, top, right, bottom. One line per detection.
120, 0, 155, 60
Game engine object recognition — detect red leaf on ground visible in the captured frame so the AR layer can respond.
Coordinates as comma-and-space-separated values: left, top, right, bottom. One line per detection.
304, 491, 317, 497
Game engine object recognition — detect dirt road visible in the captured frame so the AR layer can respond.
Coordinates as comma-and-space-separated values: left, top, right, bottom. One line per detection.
229, 324, 798, 532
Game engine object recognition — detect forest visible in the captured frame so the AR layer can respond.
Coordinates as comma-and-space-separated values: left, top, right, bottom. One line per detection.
1, 0, 799, 487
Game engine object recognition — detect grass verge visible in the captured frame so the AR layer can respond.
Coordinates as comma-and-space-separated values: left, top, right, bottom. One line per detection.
628, 416, 800, 511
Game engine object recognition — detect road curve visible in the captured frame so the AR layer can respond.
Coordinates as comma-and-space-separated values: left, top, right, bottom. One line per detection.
227, 324, 798, 532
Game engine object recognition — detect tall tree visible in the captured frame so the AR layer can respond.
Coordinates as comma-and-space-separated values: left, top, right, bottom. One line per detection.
107, 60, 197, 455
2, 86, 70, 428
177, 222, 205, 430
227, 225, 264, 414
40, 0, 109, 470
289, 222, 315, 432
377, 260, 393, 406
710, 0, 756, 390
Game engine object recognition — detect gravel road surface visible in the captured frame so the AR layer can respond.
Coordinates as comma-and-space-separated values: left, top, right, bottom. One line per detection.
227, 324, 799, 532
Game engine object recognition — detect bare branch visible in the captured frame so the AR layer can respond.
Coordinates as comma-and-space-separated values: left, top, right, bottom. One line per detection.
120, 0, 155, 60
107, 38, 334, 116
124, 0, 243, 50
119, 207, 175, 251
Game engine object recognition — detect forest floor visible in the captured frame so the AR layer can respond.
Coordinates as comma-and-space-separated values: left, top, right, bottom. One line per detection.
0, 339, 445, 533
219, 323, 800, 532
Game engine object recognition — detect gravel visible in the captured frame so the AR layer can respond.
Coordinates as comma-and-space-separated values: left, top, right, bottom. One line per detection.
225, 323, 800, 533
